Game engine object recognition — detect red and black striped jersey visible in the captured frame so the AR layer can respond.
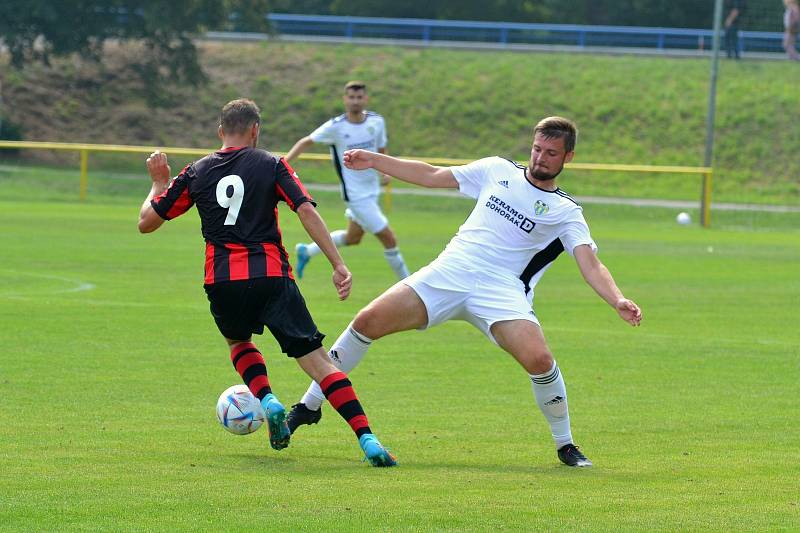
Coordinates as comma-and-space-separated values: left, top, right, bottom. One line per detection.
151, 147, 314, 284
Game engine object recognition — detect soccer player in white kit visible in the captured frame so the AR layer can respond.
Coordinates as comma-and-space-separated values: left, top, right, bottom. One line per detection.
286, 117, 643, 467
285, 81, 410, 280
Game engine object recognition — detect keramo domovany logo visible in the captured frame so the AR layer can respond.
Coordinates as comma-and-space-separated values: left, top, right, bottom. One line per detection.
346, 140, 374, 150
485, 195, 535, 233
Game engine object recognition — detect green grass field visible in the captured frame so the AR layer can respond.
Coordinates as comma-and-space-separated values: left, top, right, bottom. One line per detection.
1, 177, 799, 530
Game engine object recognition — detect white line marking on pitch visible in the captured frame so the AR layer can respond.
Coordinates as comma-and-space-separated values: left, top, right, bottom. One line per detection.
0, 269, 96, 296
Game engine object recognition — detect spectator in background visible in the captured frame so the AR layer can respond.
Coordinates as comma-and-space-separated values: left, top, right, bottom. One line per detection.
784, 0, 800, 60
724, 0, 745, 59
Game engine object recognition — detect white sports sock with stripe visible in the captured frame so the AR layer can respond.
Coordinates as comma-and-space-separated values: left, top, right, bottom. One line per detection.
530, 361, 573, 449
383, 246, 410, 279
300, 323, 373, 410
305, 229, 348, 258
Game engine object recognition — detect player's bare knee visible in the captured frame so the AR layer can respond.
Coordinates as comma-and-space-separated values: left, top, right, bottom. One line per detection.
526, 350, 555, 375
376, 227, 397, 248
352, 308, 384, 340
351, 311, 376, 339
346, 233, 363, 245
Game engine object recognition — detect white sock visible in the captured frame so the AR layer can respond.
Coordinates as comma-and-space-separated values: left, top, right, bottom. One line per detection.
383, 246, 410, 279
331, 229, 348, 247
305, 230, 348, 258
300, 323, 373, 410
530, 361, 573, 449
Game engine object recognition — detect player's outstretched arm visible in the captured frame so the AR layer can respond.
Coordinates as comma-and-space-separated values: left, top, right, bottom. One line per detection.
377, 147, 392, 185
284, 136, 316, 163
296, 202, 352, 300
138, 151, 171, 233
343, 149, 458, 189
574, 245, 642, 326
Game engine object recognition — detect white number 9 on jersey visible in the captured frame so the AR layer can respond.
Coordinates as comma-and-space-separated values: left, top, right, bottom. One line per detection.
216, 175, 244, 225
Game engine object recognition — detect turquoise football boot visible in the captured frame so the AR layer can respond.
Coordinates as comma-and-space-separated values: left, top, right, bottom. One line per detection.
295, 243, 311, 279
359, 433, 397, 467
261, 393, 290, 450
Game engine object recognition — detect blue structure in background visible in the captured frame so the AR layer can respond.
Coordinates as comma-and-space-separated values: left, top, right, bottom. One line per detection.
263, 13, 785, 54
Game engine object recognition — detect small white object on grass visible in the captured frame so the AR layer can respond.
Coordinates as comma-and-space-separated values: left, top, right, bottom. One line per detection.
676, 212, 691, 225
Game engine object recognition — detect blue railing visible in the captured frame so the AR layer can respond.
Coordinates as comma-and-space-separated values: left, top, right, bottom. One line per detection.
266, 13, 786, 53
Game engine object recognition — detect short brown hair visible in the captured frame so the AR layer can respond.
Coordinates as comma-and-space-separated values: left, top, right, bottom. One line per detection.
533, 116, 577, 153
220, 98, 261, 135
344, 80, 367, 93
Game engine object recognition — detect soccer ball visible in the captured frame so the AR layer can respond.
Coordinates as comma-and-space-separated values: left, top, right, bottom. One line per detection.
216, 384, 265, 435
676, 212, 691, 225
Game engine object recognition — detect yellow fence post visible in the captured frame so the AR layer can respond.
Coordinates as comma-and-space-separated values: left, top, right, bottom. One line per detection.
383, 180, 392, 213
79, 149, 89, 202
701, 171, 712, 228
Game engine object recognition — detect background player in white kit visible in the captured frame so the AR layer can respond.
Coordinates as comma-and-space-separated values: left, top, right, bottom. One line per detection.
285, 81, 410, 280
286, 117, 643, 467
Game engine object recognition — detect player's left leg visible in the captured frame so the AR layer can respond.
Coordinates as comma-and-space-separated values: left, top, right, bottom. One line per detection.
374, 225, 409, 279
206, 279, 291, 451
785, 30, 800, 60
226, 338, 290, 450
490, 319, 592, 467
343, 218, 366, 245
289, 280, 431, 432
344, 198, 409, 279
724, 26, 735, 58
296, 348, 396, 467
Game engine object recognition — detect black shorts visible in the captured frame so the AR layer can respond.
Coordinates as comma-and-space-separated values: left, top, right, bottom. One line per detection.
204, 277, 324, 358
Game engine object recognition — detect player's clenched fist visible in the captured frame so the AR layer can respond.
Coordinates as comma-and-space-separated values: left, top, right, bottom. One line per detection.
146, 150, 171, 184
342, 149, 375, 170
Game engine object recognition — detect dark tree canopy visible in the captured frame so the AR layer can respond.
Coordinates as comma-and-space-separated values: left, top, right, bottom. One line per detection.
270, 0, 783, 32
0, 0, 271, 84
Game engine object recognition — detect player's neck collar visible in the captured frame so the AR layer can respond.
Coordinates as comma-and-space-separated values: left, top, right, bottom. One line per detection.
524, 167, 559, 192
217, 145, 248, 153
345, 111, 367, 124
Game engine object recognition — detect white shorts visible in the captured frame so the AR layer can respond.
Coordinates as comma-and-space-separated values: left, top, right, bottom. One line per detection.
402, 260, 539, 345
344, 196, 389, 234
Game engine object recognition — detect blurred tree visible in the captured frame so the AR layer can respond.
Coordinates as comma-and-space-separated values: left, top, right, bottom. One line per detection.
0, 0, 271, 86
309, 0, 551, 21
226, 0, 273, 32
270, 0, 333, 15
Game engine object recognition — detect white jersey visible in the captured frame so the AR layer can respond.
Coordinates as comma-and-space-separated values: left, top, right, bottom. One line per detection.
309, 111, 387, 202
439, 156, 597, 295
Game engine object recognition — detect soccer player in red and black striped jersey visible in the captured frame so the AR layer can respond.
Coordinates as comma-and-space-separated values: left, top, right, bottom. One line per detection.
137, 98, 395, 467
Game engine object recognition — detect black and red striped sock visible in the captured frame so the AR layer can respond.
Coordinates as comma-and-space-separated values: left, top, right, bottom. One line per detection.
230, 342, 272, 401
319, 371, 372, 438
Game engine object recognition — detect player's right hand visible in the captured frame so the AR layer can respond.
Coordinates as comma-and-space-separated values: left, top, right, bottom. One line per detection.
615, 298, 642, 326
332, 264, 352, 300
146, 151, 172, 184
343, 149, 374, 170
